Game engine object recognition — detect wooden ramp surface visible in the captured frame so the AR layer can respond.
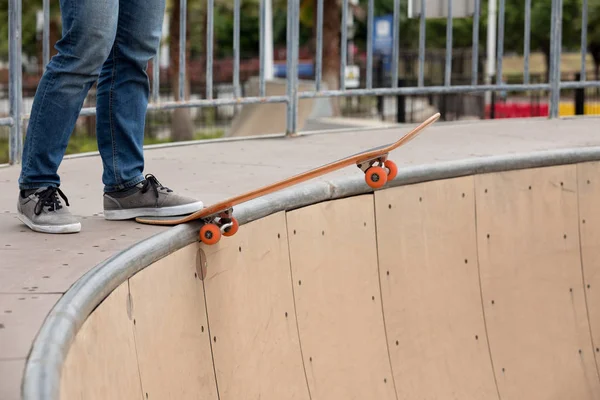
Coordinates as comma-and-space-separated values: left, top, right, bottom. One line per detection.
60, 162, 600, 400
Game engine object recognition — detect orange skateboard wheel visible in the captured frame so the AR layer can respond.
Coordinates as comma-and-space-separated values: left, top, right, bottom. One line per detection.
200, 223, 221, 245
223, 217, 239, 237
365, 166, 387, 189
384, 160, 398, 181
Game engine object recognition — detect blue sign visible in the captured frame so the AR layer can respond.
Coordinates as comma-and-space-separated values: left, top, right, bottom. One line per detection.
373, 14, 394, 72
273, 62, 314, 78
373, 15, 393, 56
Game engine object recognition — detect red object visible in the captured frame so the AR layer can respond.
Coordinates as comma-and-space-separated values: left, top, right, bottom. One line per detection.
485, 102, 549, 119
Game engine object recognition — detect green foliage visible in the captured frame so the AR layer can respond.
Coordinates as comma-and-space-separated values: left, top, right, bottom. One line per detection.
530, 0, 581, 53
0, 0, 45, 60
187, 0, 262, 58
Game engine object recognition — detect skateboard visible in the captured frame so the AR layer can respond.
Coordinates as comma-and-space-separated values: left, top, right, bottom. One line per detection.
135, 113, 440, 245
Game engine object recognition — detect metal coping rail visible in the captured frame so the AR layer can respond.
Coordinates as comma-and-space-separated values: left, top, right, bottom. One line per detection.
20, 144, 600, 400
5, 0, 600, 165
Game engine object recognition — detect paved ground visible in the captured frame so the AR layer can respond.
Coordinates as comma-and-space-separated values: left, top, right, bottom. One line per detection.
1, 116, 600, 399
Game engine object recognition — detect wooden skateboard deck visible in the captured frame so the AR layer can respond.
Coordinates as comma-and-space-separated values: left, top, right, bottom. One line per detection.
136, 113, 440, 244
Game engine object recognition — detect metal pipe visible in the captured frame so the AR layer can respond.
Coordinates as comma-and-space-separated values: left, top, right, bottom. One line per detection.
234, 0, 241, 97
9, 0, 23, 165
556, 0, 564, 113
298, 83, 552, 99
471, 0, 480, 86
486, 0, 497, 106
496, 0, 505, 86
0, 117, 14, 127
391, 0, 400, 88
418, 0, 426, 87
152, 47, 160, 103
259, 0, 266, 96
315, 0, 324, 91
289, 0, 299, 133
549, 0, 563, 118
286, 0, 292, 131
548, 0, 556, 88
561, 81, 600, 89
43, 0, 49, 70
286, 0, 299, 135
581, 0, 588, 82
340, 0, 348, 90
524, 0, 531, 84
445, 0, 453, 86
17, 96, 289, 120
206, 0, 214, 100
147, 95, 289, 110
263, 0, 274, 81
179, 0, 187, 101
366, 0, 373, 89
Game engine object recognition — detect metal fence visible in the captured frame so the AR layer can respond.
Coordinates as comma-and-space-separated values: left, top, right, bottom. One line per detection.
3, 0, 600, 165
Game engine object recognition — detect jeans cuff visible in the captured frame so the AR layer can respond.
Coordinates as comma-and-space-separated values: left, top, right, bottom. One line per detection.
104, 175, 146, 193
19, 182, 59, 191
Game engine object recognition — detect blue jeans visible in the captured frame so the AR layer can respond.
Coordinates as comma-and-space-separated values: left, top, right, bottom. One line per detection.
19, 0, 165, 192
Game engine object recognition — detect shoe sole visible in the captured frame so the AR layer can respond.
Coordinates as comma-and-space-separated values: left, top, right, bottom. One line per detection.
17, 212, 82, 234
103, 201, 205, 221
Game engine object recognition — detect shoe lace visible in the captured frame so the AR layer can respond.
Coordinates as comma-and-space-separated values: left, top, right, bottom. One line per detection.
34, 187, 70, 215
140, 174, 173, 198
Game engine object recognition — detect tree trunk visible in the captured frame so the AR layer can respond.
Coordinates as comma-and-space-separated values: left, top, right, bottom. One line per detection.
321, 0, 341, 116
170, 0, 195, 141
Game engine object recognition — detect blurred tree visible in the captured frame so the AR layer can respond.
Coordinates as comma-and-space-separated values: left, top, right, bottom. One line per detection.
300, 0, 341, 115
0, 0, 62, 71
322, 0, 341, 113
0, 0, 38, 60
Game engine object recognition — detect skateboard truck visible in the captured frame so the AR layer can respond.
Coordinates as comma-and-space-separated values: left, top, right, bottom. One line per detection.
199, 208, 239, 245
356, 155, 398, 189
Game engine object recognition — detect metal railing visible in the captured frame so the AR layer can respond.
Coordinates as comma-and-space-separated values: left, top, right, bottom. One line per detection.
3, 0, 600, 165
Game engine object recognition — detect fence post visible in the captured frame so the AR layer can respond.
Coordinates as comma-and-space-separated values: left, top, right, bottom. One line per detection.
549, 0, 563, 118
8, 0, 23, 165
285, 0, 299, 135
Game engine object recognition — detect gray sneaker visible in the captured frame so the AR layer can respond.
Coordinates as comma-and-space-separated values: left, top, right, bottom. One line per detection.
103, 174, 204, 220
17, 187, 82, 234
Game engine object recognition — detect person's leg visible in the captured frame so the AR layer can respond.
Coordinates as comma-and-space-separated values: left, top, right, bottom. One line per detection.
95, 0, 164, 192
99, 0, 204, 220
17, 0, 119, 233
19, 0, 118, 190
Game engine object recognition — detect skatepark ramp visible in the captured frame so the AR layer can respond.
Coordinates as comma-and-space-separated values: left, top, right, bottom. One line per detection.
21, 148, 600, 400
